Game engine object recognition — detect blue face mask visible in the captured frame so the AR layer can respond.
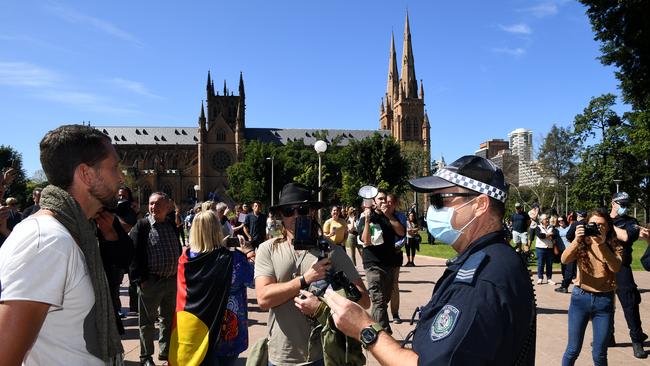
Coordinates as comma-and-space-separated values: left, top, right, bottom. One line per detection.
426, 198, 477, 245
617, 206, 628, 216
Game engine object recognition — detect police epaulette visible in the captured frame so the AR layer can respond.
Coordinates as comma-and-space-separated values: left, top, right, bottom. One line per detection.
454, 250, 486, 285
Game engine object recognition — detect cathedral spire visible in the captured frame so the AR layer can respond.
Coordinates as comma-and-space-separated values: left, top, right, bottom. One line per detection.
223, 80, 227, 96
419, 79, 424, 100
386, 31, 399, 105
199, 101, 206, 132
206, 70, 213, 98
238, 71, 245, 98
400, 12, 418, 99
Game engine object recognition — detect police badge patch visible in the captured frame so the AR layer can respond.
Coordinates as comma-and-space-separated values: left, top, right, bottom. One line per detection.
430, 304, 460, 342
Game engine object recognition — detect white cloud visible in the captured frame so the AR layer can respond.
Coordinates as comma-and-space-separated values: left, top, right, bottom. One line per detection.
0, 62, 60, 87
0, 60, 141, 115
109, 78, 162, 99
519, 2, 559, 18
492, 47, 527, 57
38, 90, 139, 115
499, 23, 532, 35
45, 3, 143, 46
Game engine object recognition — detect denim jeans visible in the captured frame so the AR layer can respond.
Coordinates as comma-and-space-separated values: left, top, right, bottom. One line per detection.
562, 287, 615, 366
535, 247, 554, 280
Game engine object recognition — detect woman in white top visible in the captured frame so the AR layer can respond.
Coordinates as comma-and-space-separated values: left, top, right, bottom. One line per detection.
534, 213, 556, 285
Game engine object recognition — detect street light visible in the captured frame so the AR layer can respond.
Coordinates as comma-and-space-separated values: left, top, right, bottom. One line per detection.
563, 182, 568, 215
613, 179, 622, 193
314, 140, 327, 222
194, 184, 200, 202
266, 156, 275, 207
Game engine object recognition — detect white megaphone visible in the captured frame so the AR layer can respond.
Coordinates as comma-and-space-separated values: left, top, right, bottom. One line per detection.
358, 185, 378, 209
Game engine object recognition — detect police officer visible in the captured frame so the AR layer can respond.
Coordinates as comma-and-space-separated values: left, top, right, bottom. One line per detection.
324, 155, 536, 365
609, 192, 647, 358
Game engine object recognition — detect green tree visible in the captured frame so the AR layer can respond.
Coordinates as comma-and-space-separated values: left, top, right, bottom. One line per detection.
580, 0, 650, 110
571, 94, 630, 207
537, 124, 578, 213
0, 145, 28, 207
338, 133, 409, 206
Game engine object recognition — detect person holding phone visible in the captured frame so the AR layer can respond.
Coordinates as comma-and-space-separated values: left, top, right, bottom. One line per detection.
255, 182, 369, 366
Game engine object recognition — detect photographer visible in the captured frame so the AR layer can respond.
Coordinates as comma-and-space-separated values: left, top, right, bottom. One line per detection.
255, 182, 369, 366
560, 209, 623, 365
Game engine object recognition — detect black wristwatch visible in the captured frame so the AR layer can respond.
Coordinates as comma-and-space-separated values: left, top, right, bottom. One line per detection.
359, 323, 384, 348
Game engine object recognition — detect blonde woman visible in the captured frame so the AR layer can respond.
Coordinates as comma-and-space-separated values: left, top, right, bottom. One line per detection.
170, 211, 253, 366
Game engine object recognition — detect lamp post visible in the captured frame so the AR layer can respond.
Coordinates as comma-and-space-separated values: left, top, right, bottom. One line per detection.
314, 140, 327, 222
613, 179, 622, 193
266, 156, 275, 207
565, 182, 569, 216
194, 184, 200, 203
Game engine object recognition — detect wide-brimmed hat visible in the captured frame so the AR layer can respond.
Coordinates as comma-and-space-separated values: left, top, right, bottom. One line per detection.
270, 182, 323, 212
409, 155, 508, 202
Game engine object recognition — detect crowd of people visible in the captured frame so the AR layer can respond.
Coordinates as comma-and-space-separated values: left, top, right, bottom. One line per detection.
0, 124, 649, 365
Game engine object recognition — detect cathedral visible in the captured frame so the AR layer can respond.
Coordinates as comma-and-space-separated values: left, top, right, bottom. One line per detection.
99, 14, 430, 208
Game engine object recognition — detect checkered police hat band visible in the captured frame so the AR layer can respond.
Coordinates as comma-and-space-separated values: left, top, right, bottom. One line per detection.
436, 169, 507, 202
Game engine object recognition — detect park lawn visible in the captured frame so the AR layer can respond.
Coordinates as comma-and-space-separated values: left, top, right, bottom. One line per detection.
415, 230, 649, 271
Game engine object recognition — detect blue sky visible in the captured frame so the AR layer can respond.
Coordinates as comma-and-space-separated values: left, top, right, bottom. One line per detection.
0, 0, 623, 176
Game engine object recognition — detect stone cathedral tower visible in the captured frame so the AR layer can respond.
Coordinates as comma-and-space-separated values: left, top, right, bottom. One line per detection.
197, 70, 246, 200
380, 14, 431, 174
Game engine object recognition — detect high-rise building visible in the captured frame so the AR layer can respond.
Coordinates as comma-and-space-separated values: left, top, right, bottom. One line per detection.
490, 150, 519, 187
475, 139, 509, 160
380, 13, 431, 174
508, 128, 533, 162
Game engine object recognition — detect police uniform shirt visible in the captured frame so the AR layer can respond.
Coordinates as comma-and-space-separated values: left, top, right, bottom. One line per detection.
613, 215, 640, 266
412, 231, 535, 365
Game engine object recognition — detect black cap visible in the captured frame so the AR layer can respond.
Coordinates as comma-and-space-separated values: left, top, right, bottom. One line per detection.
409, 155, 508, 202
612, 191, 630, 206
270, 182, 323, 212
577, 210, 587, 218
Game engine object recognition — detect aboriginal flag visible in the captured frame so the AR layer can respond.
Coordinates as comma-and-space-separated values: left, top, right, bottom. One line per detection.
169, 247, 233, 366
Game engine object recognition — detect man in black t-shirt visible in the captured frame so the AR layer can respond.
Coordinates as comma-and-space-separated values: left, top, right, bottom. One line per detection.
357, 189, 405, 333
510, 202, 530, 252
244, 201, 266, 248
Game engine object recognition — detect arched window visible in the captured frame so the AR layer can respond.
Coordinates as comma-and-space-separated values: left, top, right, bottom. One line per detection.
187, 184, 196, 201
141, 185, 152, 203
161, 184, 173, 201
216, 128, 226, 142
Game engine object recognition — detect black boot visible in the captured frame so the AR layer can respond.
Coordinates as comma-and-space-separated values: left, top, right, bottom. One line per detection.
632, 342, 647, 359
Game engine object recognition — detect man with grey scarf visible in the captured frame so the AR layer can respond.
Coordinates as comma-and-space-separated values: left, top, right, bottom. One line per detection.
0, 124, 125, 365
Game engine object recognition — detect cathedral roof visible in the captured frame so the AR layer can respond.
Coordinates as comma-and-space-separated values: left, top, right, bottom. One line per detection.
96, 126, 390, 146
244, 128, 390, 146
97, 126, 199, 145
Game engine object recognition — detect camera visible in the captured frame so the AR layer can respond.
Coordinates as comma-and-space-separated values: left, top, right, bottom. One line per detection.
583, 222, 601, 237
292, 215, 330, 253
307, 270, 362, 302
225, 237, 240, 248
111, 199, 131, 219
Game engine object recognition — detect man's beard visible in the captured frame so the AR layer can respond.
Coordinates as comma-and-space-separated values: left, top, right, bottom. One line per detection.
90, 180, 118, 209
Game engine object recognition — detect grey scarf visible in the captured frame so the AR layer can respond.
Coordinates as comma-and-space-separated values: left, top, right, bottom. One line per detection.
40, 185, 124, 365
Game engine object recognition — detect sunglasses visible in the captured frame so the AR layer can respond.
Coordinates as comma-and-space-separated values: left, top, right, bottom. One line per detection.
429, 192, 479, 209
280, 205, 311, 217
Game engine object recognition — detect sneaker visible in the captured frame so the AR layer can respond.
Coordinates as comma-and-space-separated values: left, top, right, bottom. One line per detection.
632, 342, 647, 359
393, 314, 403, 324
548, 279, 556, 286
140, 357, 156, 366
554, 287, 568, 293
536, 278, 543, 285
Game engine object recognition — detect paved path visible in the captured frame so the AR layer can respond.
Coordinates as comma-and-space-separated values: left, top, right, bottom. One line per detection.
120, 253, 650, 365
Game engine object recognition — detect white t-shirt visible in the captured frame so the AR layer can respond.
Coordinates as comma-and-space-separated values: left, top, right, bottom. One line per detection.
0, 215, 103, 366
